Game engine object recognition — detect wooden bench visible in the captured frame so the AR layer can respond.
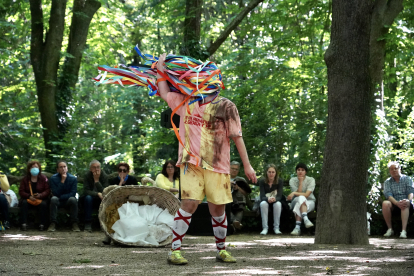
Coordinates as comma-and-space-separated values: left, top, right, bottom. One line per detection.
2, 172, 146, 228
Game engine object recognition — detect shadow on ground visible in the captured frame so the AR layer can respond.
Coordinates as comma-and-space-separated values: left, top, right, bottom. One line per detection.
1, 229, 414, 275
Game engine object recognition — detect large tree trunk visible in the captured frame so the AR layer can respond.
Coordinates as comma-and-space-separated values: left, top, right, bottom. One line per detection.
30, 0, 100, 168
315, 0, 373, 245
57, 0, 101, 133
30, 0, 67, 162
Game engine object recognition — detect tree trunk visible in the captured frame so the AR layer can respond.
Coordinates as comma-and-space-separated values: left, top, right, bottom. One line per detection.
181, 0, 204, 59
369, 0, 403, 112
30, 0, 101, 168
57, 0, 101, 133
30, 0, 67, 162
315, 0, 373, 245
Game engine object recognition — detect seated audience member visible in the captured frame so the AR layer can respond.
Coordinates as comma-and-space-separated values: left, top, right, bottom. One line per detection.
19, 160, 50, 231
230, 178, 251, 230
83, 160, 108, 232
259, 164, 284, 235
382, 161, 414, 239
230, 161, 246, 182
0, 171, 11, 230
288, 163, 316, 235
110, 163, 138, 186
229, 161, 251, 230
48, 160, 79, 232
155, 160, 180, 195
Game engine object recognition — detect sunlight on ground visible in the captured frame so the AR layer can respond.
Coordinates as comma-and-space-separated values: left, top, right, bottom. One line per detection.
63, 265, 106, 269
0, 234, 59, 241
203, 267, 289, 275
131, 250, 165, 254
369, 238, 414, 248
255, 237, 314, 245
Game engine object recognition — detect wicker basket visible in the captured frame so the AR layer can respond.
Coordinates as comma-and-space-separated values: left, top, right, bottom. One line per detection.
98, 185, 180, 247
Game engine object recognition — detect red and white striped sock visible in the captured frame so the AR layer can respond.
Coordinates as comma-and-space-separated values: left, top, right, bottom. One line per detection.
171, 208, 192, 251
212, 212, 227, 251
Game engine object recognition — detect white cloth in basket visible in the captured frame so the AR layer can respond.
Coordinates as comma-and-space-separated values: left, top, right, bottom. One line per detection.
111, 202, 174, 245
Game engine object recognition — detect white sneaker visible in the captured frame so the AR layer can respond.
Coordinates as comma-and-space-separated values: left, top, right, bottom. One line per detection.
274, 228, 282, 235
304, 219, 314, 228
291, 228, 301, 236
400, 230, 407, 239
260, 228, 268, 235
383, 228, 394, 237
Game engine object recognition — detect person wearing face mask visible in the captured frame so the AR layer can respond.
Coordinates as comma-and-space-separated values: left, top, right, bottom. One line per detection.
83, 160, 108, 232
48, 160, 79, 232
109, 163, 138, 186
287, 163, 316, 235
19, 160, 50, 231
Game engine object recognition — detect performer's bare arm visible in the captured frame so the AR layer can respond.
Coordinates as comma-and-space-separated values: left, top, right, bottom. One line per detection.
232, 136, 257, 184
157, 53, 169, 102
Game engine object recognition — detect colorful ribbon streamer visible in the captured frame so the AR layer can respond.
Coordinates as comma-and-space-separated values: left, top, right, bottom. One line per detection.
93, 45, 225, 102
94, 46, 226, 167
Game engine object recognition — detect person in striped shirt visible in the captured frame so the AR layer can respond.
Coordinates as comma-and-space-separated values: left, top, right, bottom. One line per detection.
382, 161, 414, 238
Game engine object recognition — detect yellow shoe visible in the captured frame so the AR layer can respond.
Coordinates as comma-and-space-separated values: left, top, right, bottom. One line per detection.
216, 250, 237, 263
167, 250, 188, 265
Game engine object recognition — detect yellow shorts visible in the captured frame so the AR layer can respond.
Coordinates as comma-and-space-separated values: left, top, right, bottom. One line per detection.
180, 163, 232, 205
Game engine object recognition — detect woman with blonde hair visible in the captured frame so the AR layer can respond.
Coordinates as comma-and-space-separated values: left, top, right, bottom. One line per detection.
155, 160, 180, 195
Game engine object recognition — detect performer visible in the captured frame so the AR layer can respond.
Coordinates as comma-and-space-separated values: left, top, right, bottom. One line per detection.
156, 53, 257, 265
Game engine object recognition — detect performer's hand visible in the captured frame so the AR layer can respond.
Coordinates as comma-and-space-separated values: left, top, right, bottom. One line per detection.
244, 164, 257, 184
157, 53, 167, 72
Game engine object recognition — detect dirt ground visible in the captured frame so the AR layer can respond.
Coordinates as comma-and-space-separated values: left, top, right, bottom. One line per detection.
1, 228, 414, 276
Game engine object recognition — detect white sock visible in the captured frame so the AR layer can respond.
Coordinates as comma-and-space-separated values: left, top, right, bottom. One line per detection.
171, 208, 192, 251
302, 212, 309, 222
212, 213, 227, 251
295, 221, 301, 230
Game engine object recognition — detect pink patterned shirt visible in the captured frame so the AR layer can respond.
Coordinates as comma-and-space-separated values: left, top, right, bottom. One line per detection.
167, 93, 242, 174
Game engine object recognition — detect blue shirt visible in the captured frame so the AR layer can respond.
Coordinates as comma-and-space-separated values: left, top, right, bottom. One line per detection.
384, 174, 414, 202
49, 173, 77, 201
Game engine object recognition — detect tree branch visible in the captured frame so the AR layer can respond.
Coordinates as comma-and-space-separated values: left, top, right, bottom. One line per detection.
42, 0, 67, 83
369, 0, 403, 109
207, 0, 264, 56
29, 0, 44, 84
383, 0, 403, 25
60, 0, 101, 87
56, 0, 101, 132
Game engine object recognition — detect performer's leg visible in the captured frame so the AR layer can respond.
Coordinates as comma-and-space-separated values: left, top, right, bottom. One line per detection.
209, 203, 227, 250
168, 164, 205, 265
205, 170, 236, 263
171, 200, 198, 251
